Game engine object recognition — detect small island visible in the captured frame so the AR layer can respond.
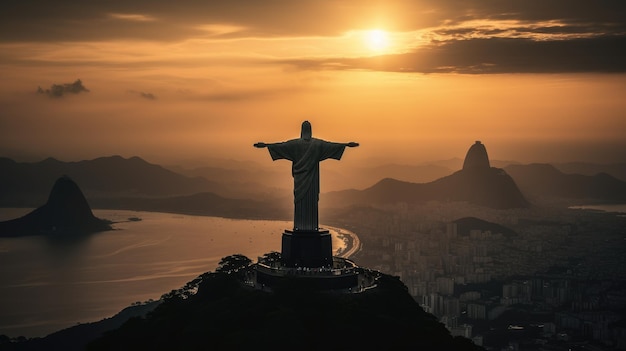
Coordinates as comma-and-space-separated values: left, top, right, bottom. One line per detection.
0, 176, 112, 237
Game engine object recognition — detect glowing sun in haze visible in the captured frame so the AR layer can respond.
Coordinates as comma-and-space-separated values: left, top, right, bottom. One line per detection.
364, 29, 390, 52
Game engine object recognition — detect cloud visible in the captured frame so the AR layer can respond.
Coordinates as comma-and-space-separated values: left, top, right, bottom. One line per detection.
281, 35, 626, 74
126, 90, 157, 100
109, 13, 157, 22
140, 92, 157, 100
3, 1, 622, 42
429, 18, 624, 42
37, 79, 90, 98
1, 1, 626, 74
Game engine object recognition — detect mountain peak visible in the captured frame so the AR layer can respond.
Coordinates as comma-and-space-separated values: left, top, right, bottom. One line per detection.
0, 176, 112, 236
463, 140, 490, 171
41, 157, 61, 164
46, 175, 93, 216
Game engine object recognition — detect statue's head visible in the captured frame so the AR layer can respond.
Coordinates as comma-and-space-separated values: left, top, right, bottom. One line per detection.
301, 120, 312, 140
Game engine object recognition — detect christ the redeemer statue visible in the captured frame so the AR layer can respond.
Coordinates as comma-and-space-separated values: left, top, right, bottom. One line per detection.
254, 121, 358, 232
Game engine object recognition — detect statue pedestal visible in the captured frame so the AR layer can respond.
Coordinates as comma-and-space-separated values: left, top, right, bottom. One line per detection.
281, 229, 332, 268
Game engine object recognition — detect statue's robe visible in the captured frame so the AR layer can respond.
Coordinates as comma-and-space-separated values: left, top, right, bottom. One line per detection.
267, 138, 346, 231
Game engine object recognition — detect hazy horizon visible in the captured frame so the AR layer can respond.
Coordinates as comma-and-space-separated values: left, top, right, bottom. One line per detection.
2, 143, 624, 171
1, 1, 625, 167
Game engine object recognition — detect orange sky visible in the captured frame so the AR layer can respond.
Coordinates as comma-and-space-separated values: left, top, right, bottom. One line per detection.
1, 1, 625, 166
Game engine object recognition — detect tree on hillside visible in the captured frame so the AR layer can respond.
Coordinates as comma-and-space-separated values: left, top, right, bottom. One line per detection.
259, 251, 281, 264
216, 254, 252, 273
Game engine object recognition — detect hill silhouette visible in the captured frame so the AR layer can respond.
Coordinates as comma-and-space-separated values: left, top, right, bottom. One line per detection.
553, 161, 626, 181
504, 163, 626, 203
5, 154, 624, 217
0, 156, 220, 206
323, 166, 528, 210
84, 268, 482, 351
1, 264, 483, 350
463, 141, 491, 170
0, 176, 111, 237
0, 302, 160, 351
170, 161, 455, 194
323, 141, 528, 209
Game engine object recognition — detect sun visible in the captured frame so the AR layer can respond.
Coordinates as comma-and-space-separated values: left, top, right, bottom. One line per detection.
364, 29, 390, 52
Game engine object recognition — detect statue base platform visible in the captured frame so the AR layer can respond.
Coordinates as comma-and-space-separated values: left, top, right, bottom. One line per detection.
254, 256, 363, 292
281, 229, 332, 268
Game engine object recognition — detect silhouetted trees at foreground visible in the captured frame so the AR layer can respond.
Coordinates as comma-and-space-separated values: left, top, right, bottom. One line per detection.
87, 261, 483, 351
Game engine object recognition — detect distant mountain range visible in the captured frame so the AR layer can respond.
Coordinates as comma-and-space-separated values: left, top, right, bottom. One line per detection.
552, 162, 626, 182
322, 163, 626, 209
429, 159, 626, 182
0, 156, 224, 206
168, 161, 456, 193
323, 166, 529, 209
323, 141, 530, 209
1, 152, 625, 217
504, 163, 626, 203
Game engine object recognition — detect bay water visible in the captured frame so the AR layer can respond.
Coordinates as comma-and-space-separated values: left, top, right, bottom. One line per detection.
0, 208, 347, 338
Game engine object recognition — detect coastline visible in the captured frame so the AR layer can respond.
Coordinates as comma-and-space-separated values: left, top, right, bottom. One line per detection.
568, 203, 626, 215
0, 207, 362, 260
325, 225, 361, 259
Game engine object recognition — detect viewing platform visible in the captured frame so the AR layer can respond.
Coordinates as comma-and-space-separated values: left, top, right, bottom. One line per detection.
251, 256, 378, 293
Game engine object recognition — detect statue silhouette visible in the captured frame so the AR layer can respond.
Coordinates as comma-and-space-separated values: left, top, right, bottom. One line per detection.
254, 121, 358, 231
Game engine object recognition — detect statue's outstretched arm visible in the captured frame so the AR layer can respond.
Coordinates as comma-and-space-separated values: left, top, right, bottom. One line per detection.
254, 142, 281, 148
344, 142, 359, 147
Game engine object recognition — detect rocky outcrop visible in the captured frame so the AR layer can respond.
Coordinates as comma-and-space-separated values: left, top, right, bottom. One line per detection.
0, 176, 111, 236
463, 141, 490, 171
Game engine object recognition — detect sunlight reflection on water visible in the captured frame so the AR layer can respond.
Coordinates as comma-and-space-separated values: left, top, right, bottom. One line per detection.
0, 209, 347, 338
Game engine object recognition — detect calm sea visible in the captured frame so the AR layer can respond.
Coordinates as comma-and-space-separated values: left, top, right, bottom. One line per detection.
0, 208, 348, 338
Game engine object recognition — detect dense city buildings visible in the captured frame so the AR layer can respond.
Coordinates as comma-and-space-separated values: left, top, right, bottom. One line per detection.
327, 202, 626, 350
